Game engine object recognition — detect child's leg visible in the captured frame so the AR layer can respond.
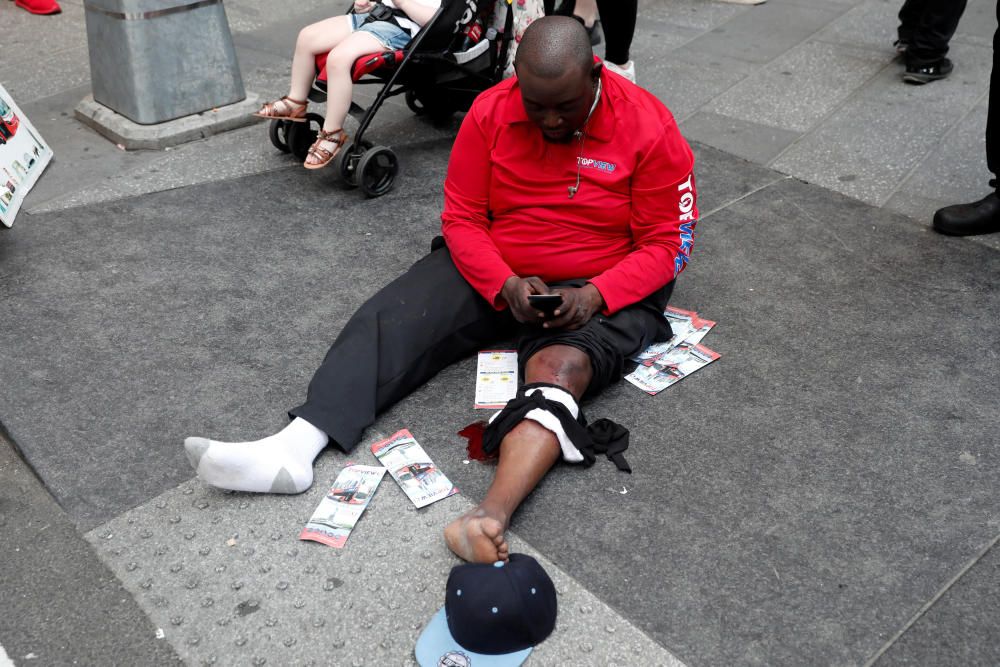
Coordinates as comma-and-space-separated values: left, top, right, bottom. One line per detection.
302, 30, 387, 167
320, 31, 388, 133
288, 15, 355, 101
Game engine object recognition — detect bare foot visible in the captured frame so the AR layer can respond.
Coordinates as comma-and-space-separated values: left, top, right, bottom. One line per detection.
444, 508, 509, 563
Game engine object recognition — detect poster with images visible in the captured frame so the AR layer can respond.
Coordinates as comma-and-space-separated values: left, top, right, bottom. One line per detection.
0, 84, 54, 228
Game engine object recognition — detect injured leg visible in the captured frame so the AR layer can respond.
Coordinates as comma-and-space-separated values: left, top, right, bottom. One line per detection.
184, 417, 329, 494
445, 345, 591, 563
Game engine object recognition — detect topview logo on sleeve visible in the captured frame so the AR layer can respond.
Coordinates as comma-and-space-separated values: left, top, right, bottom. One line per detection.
576, 156, 617, 173
674, 173, 697, 277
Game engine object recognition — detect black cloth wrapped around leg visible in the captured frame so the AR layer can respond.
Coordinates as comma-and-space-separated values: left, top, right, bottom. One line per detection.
481, 382, 632, 472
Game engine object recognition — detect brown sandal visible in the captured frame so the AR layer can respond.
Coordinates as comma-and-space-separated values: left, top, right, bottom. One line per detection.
254, 96, 308, 121
304, 129, 348, 170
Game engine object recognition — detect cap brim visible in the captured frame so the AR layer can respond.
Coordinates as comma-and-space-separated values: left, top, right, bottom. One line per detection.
415, 608, 533, 667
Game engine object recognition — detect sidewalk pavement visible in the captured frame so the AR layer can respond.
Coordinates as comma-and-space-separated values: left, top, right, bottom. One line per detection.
1, 0, 999, 665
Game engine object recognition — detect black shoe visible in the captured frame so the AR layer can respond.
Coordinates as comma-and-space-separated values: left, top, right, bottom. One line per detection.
587, 20, 602, 47
932, 193, 1000, 236
570, 14, 602, 46
903, 58, 953, 84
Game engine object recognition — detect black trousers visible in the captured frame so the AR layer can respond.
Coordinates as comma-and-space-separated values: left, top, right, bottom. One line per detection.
544, 0, 638, 66
987, 0, 1000, 189
898, 0, 968, 66
289, 246, 672, 452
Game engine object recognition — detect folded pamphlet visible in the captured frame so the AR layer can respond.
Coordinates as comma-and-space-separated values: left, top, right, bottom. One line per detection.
300, 464, 386, 548
371, 429, 458, 508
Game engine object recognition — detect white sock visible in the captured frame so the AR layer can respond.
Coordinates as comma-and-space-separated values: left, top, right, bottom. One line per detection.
184, 418, 329, 494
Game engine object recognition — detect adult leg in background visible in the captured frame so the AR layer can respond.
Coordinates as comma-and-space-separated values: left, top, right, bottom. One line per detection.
596, 0, 636, 67
896, 0, 926, 46
932, 0, 1000, 236
185, 248, 512, 493
986, 0, 1000, 190
904, 0, 967, 82
444, 345, 592, 563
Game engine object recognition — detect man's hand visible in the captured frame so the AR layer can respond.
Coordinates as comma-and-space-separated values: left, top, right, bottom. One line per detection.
544, 284, 605, 331
501, 275, 551, 323
354, 0, 373, 13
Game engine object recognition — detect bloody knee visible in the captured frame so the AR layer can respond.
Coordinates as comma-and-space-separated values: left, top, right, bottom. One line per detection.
524, 345, 592, 400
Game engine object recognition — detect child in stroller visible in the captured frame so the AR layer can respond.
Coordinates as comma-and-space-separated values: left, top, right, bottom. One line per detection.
254, 0, 442, 170
258, 0, 514, 197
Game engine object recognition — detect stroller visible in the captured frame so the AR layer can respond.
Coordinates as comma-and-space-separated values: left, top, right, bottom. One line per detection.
268, 0, 514, 198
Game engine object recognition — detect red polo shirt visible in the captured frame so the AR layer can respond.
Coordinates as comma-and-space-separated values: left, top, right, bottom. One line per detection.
441, 68, 697, 315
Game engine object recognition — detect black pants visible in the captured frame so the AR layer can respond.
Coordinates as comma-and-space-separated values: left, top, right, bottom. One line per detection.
987, 1, 1000, 189
544, 0, 638, 66
290, 246, 672, 451
898, 0, 968, 66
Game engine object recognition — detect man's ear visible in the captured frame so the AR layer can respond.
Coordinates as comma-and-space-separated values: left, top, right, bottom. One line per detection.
592, 62, 604, 81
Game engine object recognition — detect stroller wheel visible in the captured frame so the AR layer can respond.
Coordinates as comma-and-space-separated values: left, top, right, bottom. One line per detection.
405, 90, 425, 116
268, 119, 292, 153
357, 146, 399, 198
286, 113, 325, 161
406, 90, 454, 125
331, 139, 373, 189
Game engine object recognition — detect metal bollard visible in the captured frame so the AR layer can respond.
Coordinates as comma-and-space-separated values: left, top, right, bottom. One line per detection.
83, 0, 246, 125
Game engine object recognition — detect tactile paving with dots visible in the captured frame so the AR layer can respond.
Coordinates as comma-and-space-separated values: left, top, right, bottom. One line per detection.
85, 451, 686, 666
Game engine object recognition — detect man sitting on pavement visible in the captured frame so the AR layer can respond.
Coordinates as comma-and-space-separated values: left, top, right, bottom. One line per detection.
184, 16, 698, 564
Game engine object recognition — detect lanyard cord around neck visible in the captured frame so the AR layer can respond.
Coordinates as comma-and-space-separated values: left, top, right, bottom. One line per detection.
568, 78, 602, 199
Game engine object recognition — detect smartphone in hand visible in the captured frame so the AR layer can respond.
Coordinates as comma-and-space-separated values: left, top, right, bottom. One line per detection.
527, 294, 563, 316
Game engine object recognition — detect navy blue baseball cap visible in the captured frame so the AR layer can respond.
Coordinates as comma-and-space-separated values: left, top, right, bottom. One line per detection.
415, 553, 558, 667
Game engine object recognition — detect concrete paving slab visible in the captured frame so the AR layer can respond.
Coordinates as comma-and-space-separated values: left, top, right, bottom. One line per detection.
875, 537, 1000, 666
812, 0, 902, 53
0, 436, 182, 666
18, 85, 149, 213
682, 113, 801, 174
0, 0, 88, 71
224, 0, 334, 34
952, 0, 998, 47
681, 0, 848, 65
0, 45, 91, 107
85, 451, 686, 666
772, 41, 992, 206
891, 96, 991, 210
636, 34, 753, 123
706, 40, 888, 133
673, 144, 792, 226
637, 0, 747, 33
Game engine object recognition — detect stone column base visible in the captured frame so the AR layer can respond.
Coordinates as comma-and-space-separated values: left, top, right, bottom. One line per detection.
74, 93, 263, 150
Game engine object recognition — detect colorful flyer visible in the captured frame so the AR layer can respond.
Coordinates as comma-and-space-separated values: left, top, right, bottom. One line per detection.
684, 314, 717, 348
632, 307, 716, 366
371, 429, 457, 508
300, 464, 386, 548
625, 343, 721, 396
475, 350, 518, 408
0, 84, 53, 228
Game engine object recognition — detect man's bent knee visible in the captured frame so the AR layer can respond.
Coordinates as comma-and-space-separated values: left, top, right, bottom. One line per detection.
524, 345, 592, 399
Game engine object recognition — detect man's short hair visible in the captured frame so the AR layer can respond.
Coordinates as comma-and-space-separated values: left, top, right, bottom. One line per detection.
514, 16, 594, 79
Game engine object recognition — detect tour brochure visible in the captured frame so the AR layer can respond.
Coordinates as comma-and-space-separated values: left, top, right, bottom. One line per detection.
371, 429, 458, 509
300, 464, 386, 548
474, 349, 519, 408
625, 306, 721, 395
